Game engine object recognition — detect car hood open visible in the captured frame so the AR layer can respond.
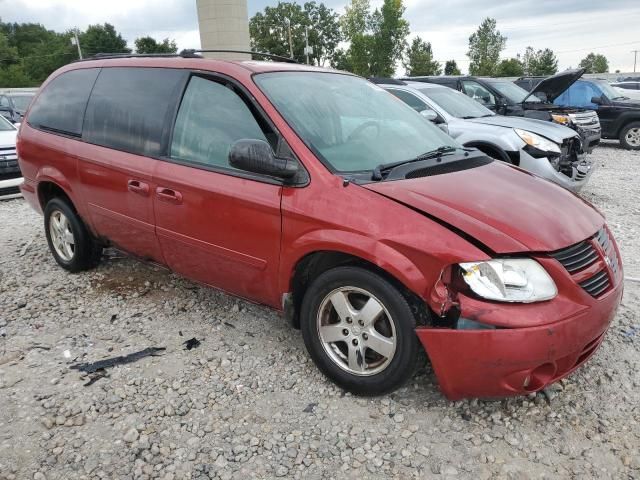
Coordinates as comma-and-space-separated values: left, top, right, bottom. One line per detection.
467, 115, 577, 143
363, 161, 603, 253
525, 68, 585, 103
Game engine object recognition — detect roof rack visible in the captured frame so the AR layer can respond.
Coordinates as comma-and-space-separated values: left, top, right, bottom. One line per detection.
74, 50, 298, 64
180, 49, 298, 63
369, 77, 406, 85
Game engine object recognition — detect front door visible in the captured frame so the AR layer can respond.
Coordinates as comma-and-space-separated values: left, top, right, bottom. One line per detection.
153, 74, 283, 307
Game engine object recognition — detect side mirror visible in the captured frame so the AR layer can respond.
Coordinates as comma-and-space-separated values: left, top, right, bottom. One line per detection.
420, 109, 438, 122
229, 139, 298, 180
590, 96, 603, 105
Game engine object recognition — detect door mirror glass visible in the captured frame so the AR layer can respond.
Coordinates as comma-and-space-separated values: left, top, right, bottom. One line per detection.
420, 108, 438, 122
229, 139, 298, 179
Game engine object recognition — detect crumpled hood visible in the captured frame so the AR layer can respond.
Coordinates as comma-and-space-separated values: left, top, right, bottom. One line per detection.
527, 68, 585, 103
364, 161, 603, 253
468, 115, 577, 143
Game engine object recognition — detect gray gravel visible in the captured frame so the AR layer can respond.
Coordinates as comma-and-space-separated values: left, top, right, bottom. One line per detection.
1, 141, 639, 480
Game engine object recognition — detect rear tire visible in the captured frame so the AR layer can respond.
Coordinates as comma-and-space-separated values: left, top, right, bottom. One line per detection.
619, 122, 640, 150
44, 197, 102, 272
300, 266, 419, 396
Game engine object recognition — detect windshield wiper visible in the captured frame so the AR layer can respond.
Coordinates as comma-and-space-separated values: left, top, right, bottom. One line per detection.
372, 146, 458, 181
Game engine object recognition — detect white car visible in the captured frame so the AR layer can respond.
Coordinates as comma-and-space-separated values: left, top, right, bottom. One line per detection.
0, 115, 21, 200
611, 82, 640, 101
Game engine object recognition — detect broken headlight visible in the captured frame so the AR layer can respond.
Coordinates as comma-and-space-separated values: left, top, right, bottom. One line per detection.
514, 128, 561, 154
459, 259, 557, 303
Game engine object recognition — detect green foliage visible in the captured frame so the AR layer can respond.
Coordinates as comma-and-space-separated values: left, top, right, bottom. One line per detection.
467, 18, 506, 76
135, 37, 177, 54
521, 46, 558, 75
403, 37, 440, 76
496, 57, 524, 77
249, 2, 341, 66
579, 52, 609, 74
79, 23, 130, 57
335, 0, 408, 77
444, 59, 461, 75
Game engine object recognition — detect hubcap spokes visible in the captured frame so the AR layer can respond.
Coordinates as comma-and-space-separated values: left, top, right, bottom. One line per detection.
626, 128, 640, 146
49, 211, 75, 261
317, 287, 396, 376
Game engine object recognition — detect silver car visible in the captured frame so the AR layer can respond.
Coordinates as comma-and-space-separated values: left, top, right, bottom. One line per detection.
380, 81, 594, 192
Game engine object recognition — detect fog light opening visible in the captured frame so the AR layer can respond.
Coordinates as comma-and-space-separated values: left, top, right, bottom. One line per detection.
523, 363, 556, 392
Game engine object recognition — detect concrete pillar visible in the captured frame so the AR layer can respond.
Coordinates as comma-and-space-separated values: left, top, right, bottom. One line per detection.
196, 0, 251, 60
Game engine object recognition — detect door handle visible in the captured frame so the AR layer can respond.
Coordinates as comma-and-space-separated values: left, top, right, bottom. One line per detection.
127, 179, 149, 196
155, 187, 183, 205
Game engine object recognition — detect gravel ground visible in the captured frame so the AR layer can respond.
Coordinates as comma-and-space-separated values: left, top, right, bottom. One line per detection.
1, 142, 639, 480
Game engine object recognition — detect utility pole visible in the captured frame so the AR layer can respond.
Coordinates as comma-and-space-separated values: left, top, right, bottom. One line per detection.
286, 18, 293, 59
304, 26, 309, 65
71, 29, 83, 59
633, 50, 639, 73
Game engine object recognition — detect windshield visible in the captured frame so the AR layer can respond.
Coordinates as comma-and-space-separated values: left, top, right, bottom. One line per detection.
254, 72, 458, 173
593, 80, 626, 99
417, 87, 493, 118
489, 81, 541, 103
0, 115, 15, 131
9, 94, 34, 111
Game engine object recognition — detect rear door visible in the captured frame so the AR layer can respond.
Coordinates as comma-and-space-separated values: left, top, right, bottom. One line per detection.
152, 74, 285, 306
79, 67, 188, 262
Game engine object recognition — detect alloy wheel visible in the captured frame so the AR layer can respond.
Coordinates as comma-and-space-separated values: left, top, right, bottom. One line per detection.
316, 286, 397, 376
48, 210, 75, 262
625, 127, 640, 147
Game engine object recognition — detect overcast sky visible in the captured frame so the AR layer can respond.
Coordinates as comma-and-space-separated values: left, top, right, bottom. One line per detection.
2, 0, 639, 73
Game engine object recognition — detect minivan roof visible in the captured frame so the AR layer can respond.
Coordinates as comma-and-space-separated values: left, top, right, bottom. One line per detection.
58, 56, 342, 75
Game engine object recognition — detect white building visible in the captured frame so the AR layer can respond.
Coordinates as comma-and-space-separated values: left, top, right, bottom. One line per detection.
196, 0, 251, 59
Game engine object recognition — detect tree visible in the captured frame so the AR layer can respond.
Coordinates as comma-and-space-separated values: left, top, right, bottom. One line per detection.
467, 18, 506, 76
403, 37, 440, 76
250, 2, 341, 65
496, 57, 524, 77
79, 23, 130, 57
335, 0, 409, 77
522, 46, 558, 75
134, 36, 177, 54
579, 52, 609, 74
444, 59, 461, 75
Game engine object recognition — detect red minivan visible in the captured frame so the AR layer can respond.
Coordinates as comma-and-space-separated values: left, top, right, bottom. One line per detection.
17, 55, 623, 400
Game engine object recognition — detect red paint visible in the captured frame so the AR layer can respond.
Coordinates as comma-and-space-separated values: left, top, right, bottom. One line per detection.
17, 57, 623, 399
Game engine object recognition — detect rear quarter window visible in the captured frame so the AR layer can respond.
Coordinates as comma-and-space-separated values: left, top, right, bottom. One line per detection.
83, 67, 186, 157
27, 68, 100, 136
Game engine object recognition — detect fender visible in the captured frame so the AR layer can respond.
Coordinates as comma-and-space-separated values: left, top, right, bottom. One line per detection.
35, 167, 92, 225
463, 141, 511, 163
280, 229, 431, 301
612, 112, 640, 137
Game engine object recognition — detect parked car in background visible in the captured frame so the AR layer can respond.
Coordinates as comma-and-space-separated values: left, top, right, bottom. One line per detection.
552, 79, 640, 150
0, 92, 35, 124
376, 80, 593, 192
0, 115, 21, 200
610, 81, 640, 101
18, 56, 622, 400
405, 70, 601, 152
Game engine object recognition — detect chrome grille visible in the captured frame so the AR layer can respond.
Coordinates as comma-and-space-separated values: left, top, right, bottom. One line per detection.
550, 239, 598, 273
596, 228, 620, 275
0, 146, 19, 178
569, 111, 600, 127
579, 270, 610, 297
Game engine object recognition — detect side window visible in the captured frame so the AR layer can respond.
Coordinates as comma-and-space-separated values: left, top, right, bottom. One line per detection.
567, 82, 598, 108
461, 81, 495, 106
388, 89, 428, 112
83, 68, 186, 157
0, 96, 9, 108
170, 76, 270, 170
27, 68, 100, 136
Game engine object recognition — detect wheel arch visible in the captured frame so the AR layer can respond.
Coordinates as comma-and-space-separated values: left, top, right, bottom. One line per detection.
36, 167, 78, 211
463, 141, 512, 163
615, 115, 640, 138
284, 247, 431, 329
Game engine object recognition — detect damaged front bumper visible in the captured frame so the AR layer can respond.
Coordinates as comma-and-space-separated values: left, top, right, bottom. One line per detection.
518, 148, 594, 192
415, 280, 622, 401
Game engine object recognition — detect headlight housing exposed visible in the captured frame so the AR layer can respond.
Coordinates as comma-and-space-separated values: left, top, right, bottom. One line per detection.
551, 113, 571, 125
459, 258, 557, 303
514, 128, 561, 154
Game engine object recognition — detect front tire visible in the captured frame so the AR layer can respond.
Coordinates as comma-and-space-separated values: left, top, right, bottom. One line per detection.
619, 122, 640, 150
44, 197, 102, 272
300, 266, 420, 395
